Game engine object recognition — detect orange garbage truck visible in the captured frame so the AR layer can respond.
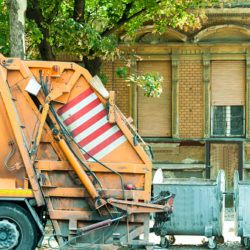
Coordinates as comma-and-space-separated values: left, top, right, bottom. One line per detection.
0, 54, 174, 249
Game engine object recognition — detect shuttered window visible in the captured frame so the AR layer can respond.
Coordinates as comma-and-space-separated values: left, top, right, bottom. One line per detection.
137, 61, 171, 137
211, 61, 245, 137
211, 61, 245, 106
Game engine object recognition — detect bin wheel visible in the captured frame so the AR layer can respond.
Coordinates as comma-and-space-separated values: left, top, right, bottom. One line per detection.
215, 235, 224, 244
247, 238, 250, 250
243, 237, 250, 249
168, 235, 176, 245
160, 236, 170, 248
241, 236, 244, 246
207, 237, 217, 249
0, 202, 37, 250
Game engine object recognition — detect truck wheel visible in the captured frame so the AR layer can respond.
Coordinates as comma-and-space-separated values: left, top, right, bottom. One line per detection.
0, 202, 37, 250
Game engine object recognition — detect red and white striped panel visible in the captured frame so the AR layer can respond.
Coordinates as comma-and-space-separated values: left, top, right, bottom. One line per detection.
57, 88, 127, 161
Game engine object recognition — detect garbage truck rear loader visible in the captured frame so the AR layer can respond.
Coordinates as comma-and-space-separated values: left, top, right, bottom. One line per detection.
0, 54, 173, 249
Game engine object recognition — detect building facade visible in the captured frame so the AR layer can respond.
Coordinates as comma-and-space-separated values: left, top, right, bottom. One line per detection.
101, 1, 250, 199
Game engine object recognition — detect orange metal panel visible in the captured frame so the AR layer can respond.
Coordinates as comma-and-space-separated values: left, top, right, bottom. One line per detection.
42, 187, 148, 200
0, 178, 16, 189
35, 160, 150, 173
0, 64, 44, 206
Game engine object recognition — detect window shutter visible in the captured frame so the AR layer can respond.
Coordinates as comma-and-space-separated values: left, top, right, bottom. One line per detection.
137, 61, 172, 137
211, 61, 245, 106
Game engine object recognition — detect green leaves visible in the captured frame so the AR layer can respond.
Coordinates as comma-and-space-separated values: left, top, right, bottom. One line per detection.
2, 0, 224, 95
116, 66, 163, 97
0, 0, 10, 56
115, 67, 127, 79
0, 0, 224, 60
128, 72, 163, 98
24, 0, 223, 62
43, 13, 119, 60
99, 73, 108, 85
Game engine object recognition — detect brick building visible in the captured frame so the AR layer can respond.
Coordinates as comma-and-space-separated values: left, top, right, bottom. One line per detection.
100, 1, 250, 201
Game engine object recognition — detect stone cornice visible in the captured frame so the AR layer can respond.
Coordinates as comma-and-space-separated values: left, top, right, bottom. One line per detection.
205, 7, 250, 16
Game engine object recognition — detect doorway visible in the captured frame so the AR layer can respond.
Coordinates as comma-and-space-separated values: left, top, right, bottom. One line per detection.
210, 143, 242, 207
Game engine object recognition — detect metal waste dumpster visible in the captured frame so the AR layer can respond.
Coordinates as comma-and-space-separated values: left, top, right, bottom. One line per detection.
153, 170, 225, 249
234, 171, 250, 249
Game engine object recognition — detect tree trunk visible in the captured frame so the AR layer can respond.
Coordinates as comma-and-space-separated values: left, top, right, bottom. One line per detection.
26, 1, 55, 61
73, 0, 85, 22
83, 56, 102, 76
6, 0, 27, 59
38, 28, 56, 61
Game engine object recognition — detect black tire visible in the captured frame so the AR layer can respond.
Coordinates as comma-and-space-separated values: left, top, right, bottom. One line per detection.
0, 202, 37, 250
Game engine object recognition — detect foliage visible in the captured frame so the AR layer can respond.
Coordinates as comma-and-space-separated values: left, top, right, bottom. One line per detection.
116, 66, 163, 97
3, 0, 224, 96
99, 72, 108, 85
0, 0, 10, 56
25, 0, 223, 59
128, 72, 163, 98
48, 20, 119, 59
26, 19, 43, 59
115, 66, 128, 79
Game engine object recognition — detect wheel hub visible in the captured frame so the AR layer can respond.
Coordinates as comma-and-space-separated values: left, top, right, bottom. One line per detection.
0, 232, 7, 241
0, 220, 19, 249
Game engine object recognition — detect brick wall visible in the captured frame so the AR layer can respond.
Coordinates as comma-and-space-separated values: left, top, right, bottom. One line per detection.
101, 61, 113, 91
101, 61, 130, 117
179, 61, 203, 138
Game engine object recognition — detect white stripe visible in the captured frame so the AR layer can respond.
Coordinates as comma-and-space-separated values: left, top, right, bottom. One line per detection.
66, 104, 104, 131
87, 136, 127, 161
60, 93, 97, 121
83, 126, 120, 152
74, 116, 108, 143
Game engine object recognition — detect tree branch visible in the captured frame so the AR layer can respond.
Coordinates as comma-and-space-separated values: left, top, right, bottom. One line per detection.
26, 0, 60, 25
26, 1, 44, 26
101, 0, 161, 37
73, 0, 85, 22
